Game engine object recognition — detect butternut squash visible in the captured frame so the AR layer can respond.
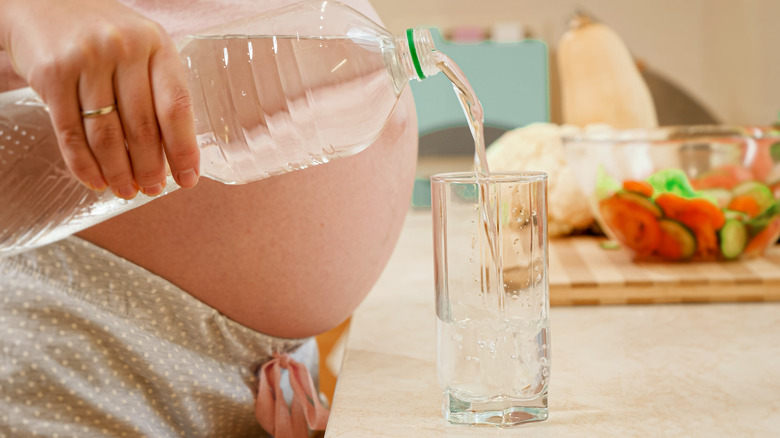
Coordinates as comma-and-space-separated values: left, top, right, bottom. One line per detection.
557, 13, 658, 129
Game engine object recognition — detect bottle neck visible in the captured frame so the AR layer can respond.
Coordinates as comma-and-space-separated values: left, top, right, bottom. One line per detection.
396, 28, 439, 81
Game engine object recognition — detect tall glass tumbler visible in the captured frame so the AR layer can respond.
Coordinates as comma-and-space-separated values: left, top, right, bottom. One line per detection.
431, 172, 550, 426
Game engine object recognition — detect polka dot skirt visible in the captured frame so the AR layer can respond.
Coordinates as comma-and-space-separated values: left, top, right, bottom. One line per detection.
0, 237, 314, 437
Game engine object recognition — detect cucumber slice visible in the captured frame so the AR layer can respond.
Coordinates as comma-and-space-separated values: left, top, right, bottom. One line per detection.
699, 188, 733, 209
770, 142, 780, 163
657, 219, 696, 260
615, 190, 662, 217
719, 219, 748, 259
732, 181, 775, 212
746, 201, 780, 235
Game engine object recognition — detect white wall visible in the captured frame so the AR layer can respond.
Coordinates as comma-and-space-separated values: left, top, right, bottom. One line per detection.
372, 0, 779, 125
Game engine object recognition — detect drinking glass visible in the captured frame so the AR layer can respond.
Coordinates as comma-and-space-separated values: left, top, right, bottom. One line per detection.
431, 171, 550, 426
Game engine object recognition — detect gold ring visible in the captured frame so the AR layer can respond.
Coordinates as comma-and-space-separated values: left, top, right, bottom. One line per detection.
81, 103, 116, 118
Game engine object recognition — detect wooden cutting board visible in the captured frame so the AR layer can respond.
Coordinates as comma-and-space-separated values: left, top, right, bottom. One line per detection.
548, 237, 780, 305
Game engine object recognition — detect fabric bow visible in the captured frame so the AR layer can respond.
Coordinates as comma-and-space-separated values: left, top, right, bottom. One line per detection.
255, 353, 330, 438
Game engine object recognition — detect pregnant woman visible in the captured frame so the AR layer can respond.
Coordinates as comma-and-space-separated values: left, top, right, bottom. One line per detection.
0, 0, 417, 436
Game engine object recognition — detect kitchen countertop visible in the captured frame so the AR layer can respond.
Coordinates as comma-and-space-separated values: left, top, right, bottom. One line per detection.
324, 210, 780, 437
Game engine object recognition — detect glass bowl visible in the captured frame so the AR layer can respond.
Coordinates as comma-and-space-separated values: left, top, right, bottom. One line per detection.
564, 125, 780, 262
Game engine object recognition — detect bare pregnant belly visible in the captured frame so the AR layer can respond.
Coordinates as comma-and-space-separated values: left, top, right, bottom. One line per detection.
77, 90, 418, 338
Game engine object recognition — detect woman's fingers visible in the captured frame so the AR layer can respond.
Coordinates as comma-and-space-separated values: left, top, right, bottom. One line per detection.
115, 60, 167, 196
5, 0, 200, 194
79, 68, 138, 200
44, 70, 109, 192
150, 41, 199, 188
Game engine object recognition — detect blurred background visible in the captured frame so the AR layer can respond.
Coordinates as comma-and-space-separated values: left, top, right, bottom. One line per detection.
374, 0, 779, 126
318, 0, 780, 401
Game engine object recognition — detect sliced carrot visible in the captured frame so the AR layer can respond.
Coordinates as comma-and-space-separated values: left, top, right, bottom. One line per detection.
655, 193, 689, 218
728, 195, 763, 218
721, 164, 755, 183
599, 197, 661, 256
655, 194, 724, 258
655, 231, 684, 259
744, 216, 780, 257
691, 171, 740, 190
669, 210, 717, 258
657, 194, 725, 230
622, 180, 654, 197
686, 198, 726, 229
654, 220, 696, 261
691, 165, 753, 191
693, 223, 719, 259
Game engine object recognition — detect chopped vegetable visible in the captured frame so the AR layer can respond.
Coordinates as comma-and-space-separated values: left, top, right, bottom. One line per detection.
654, 194, 724, 229
690, 165, 753, 190
746, 201, 780, 234
648, 194, 723, 258
622, 180, 654, 197
598, 167, 779, 261
728, 195, 762, 218
616, 190, 662, 217
655, 219, 696, 260
595, 166, 622, 200
647, 169, 698, 198
744, 216, 780, 257
770, 181, 780, 199
719, 219, 748, 260
698, 188, 733, 209
599, 197, 661, 256
723, 209, 750, 222
691, 170, 740, 190
731, 181, 775, 213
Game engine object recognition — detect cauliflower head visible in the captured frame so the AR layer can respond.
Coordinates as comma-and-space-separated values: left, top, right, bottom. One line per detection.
486, 123, 594, 237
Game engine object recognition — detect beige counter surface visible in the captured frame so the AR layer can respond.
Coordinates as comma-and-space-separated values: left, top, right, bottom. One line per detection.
325, 210, 780, 437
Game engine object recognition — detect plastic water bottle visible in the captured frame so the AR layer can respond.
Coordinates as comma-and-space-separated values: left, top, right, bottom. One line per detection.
0, 0, 440, 256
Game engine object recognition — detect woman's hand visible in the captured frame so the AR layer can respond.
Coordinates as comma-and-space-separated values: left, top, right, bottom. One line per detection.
0, 0, 199, 198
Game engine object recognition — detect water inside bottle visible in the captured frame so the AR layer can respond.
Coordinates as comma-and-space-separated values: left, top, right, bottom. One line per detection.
179, 34, 403, 184
0, 93, 165, 255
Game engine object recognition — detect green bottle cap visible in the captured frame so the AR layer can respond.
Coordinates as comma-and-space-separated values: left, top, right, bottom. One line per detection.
406, 28, 426, 80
